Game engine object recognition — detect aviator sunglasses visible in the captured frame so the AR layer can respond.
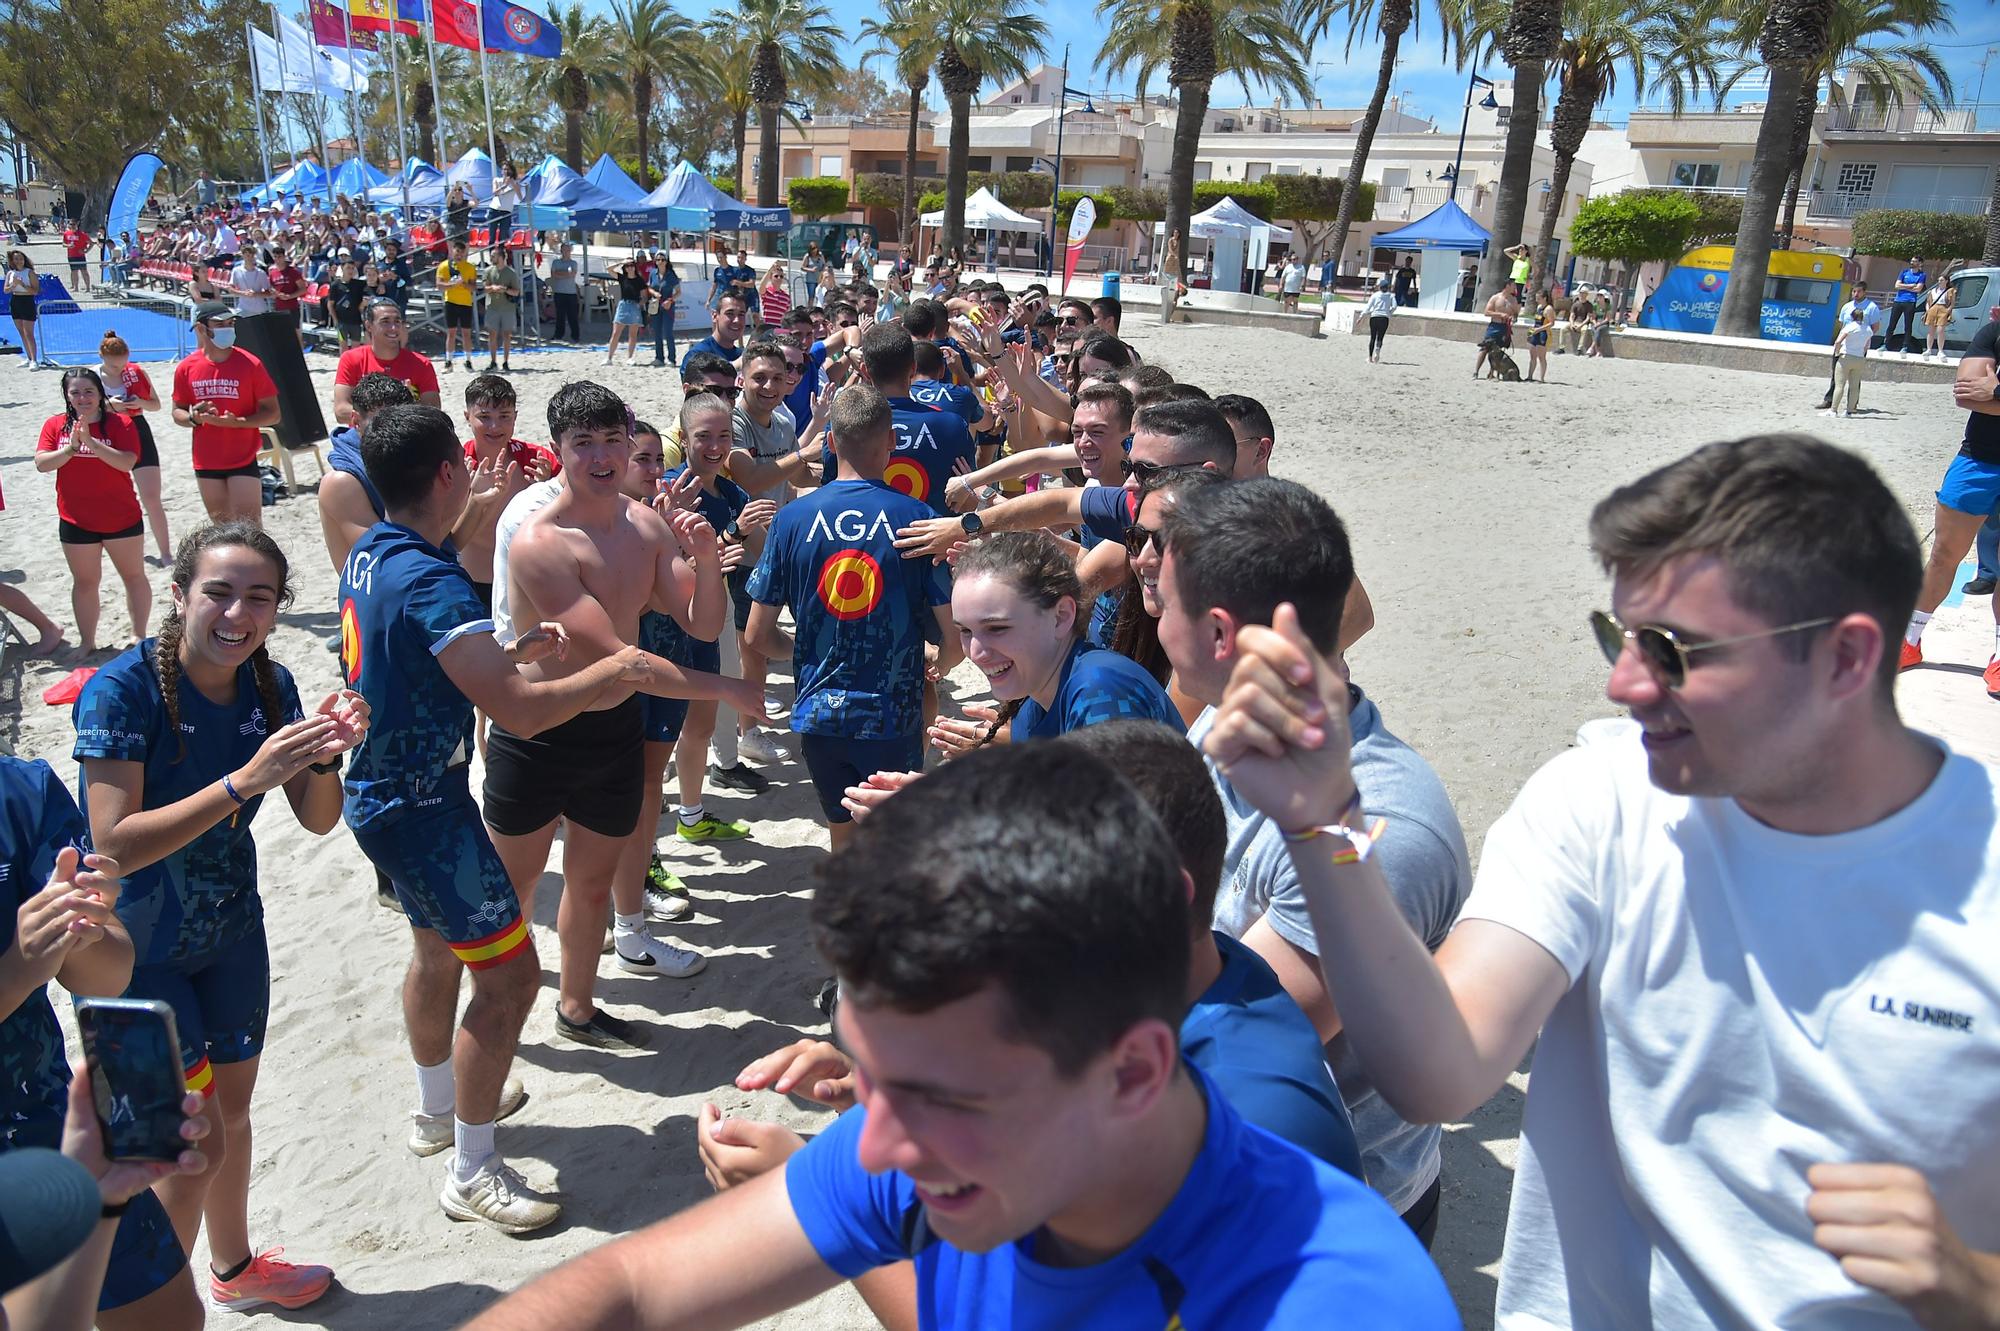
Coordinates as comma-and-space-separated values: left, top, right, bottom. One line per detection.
1589, 610, 1835, 689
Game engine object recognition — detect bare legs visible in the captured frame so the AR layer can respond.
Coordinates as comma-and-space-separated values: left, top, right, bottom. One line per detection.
133, 465, 173, 562
195, 475, 262, 528
0, 579, 63, 653
490, 822, 625, 1026
404, 927, 536, 1128
613, 739, 676, 919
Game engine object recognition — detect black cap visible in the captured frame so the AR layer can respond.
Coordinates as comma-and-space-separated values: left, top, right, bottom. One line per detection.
191, 300, 233, 325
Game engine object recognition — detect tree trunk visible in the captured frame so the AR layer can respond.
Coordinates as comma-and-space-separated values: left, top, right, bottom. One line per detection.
634, 73, 653, 186
944, 87, 971, 256
1162, 80, 1209, 289
901, 82, 921, 251
1482, 59, 1543, 298
1329, 22, 1405, 292
731, 106, 748, 200
1532, 152, 1574, 296
564, 111, 583, 171
1716, 59, 1810, 338
1775, 73, 1818, 245
757, 102, 780, 256
1529, 68, 1595, 296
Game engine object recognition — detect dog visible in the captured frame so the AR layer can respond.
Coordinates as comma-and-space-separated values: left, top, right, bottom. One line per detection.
1486, 346, 1523, 382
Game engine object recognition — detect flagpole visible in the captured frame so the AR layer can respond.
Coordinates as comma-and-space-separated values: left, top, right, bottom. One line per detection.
473, 0, 500, 184
388, 32, 412, 216
340, 0, 364, 171
247, 23, 274, 188
423, 0, 448, 167
271, 10, 298, 177
297, 0, 334, 202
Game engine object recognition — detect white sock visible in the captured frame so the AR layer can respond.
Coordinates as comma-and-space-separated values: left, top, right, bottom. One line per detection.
1992, 624, 1999, 654
613, 911, 645, 937
415, 1058, 454, 1118
453, 1118, 496, 1183
1907, 610, 1932, 647
677, 804, 704, 826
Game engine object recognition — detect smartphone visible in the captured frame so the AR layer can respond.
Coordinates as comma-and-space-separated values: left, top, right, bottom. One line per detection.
75, 998, 188, 1163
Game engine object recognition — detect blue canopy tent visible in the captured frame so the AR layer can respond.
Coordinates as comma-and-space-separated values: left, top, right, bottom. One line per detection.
244, 159, 329, 205
584, 154, 649, 203
1372, 200, 1489, 311
636, 161, 790, 231
329, 157, 390, 197
445, 146, 495, 200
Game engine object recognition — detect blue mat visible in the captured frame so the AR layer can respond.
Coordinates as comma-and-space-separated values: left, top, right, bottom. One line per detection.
0, 298, 190, 366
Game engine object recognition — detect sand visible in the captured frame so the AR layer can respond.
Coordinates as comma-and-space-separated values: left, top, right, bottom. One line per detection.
1, 296, 1990, 1330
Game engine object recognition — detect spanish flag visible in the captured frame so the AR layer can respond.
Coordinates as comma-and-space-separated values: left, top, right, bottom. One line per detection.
449, 917, 532, 970
351, 0, 423, 37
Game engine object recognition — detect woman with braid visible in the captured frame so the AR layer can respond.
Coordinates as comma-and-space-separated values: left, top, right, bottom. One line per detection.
69, 523, 369, 1313
928, 531, 1180, 757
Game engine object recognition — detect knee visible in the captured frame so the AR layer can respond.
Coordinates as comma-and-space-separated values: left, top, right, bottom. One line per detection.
474, 946, 540, 1011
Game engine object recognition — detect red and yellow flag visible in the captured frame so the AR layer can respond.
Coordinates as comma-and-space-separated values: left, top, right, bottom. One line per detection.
350, 0, 421, 35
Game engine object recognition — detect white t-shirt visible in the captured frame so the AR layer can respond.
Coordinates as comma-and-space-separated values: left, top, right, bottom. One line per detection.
213, 222, 239, 255
1463, 721, 2000, 1329
230, 263, 273, 315
1837, 320, 1872, 357
487, 478, 564, 644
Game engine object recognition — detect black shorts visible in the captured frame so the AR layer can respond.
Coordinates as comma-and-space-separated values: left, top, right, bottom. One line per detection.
59, 519, 144, 545
132, 413, 159, 469
727, 566, 753, 634
483, 693, 643, 838
67, 258, 87, 273
445, 304, 474, 329
8, 294, 34, 322
193, 463, 261, 481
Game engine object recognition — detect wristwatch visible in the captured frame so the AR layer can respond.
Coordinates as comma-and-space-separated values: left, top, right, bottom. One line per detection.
959, 511, 984, 536
307, 758, 342, 776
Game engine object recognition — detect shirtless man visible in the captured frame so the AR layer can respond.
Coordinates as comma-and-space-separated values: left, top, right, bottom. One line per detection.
483, 381, 762, 1051
1474, 283, 1521, 379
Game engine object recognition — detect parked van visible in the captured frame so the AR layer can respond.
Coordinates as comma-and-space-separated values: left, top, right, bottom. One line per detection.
1941, 266, 1998, 350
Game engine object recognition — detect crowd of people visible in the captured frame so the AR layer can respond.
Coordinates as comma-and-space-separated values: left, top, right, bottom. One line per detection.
1, 247, 1997, 1331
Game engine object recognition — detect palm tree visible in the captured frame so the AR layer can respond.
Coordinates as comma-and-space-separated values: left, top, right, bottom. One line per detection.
1294, 0, 1449, 296
610, 0, 707, 185
392, 36, 467, 165
1480, 0, 1562, 298
736, 0, 842, 253
580, 108, 630, 167
1098, 0, 1309, 292
527, 2, 621, 169
860, 0, 943, 251
1713, 0, 1837, 337
703, 22, 757, 195
1718, 0, 1952, 246
933, 0, 1049, 256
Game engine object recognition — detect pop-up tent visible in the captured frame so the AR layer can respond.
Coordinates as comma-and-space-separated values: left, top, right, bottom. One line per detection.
584, 154, 650, 203
329, 157, 390, 198
625, 160, 790, 231
445, 146, 495, 200
1373, 199, 1489, 311
245, 159, 329, 204
1152, 195, 1293, 294
919, 186, 1041, 233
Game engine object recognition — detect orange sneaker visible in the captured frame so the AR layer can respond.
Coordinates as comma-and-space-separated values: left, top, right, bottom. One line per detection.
210, 1248, 333, 1312
1898, 640, 1923, 672
1985, 658, 2000, 698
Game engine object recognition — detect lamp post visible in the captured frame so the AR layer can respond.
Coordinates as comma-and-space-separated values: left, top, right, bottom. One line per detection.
1447, 73, 1498, 204
1042, 45, 1097, 278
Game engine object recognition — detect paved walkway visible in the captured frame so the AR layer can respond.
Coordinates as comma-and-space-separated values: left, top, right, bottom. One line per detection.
1900, 553, 2000, 764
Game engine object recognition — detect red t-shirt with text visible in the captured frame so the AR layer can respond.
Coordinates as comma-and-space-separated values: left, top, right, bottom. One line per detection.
37, 412, 140, 531
336, 344, 440, 402
464, 437, 561, 479
171, 347, 278, 470
107, 361, 155, 413
63, 229, 89, 260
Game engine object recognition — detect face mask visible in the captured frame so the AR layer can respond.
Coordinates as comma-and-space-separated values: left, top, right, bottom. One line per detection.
209, 326, 237, 349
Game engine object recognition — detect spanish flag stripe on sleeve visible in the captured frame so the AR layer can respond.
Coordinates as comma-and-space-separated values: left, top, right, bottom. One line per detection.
451, 918, 531, 969
184, 1055, 215, 1098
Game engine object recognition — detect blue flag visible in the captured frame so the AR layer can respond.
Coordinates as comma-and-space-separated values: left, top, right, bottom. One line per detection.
480, 0, 561, 57
108, 152, 164, 247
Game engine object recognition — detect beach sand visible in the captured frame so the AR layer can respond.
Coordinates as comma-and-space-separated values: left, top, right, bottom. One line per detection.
1, 315, 1988, 1330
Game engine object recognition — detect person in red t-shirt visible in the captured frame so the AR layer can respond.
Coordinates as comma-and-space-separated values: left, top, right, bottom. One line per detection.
34, 368, 151, 652
455, 372, 560, 604
62, 225, 90, 290
332, 300, 441, 426
267, 250, 308, 347
171, 302, 281, 526
97, 328, 173, 566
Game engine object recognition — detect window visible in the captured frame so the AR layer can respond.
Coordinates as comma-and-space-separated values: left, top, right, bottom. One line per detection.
818, 156, 842, 177
1005, 156, 1034, 173
1835, 162, 1877, 200
1495, 107, 1511, 127
1193, 161, 1213, 182
1218, 116, 1238, 131
1954, 274, 1989, 310
1671, 161, 1720, 188
967, 156, 992, 173
1245, 161, 1271, 182
1275, 164, 1302, 175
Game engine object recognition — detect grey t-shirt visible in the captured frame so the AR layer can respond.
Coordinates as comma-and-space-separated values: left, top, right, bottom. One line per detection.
547, 257, 578, 295
1190, 686, 1472, 1214
732, 403, 799, 504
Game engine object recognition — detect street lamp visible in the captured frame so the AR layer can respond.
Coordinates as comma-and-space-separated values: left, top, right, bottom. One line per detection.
1043, 44, 1097, 278
1448, 73, 1497, 205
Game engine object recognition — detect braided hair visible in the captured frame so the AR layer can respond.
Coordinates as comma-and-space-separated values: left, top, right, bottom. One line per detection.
156, 523, 296, 760
953, 532, 1084, 746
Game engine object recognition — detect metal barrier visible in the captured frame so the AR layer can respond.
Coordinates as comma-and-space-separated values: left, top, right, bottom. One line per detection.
34, 298, 192, 366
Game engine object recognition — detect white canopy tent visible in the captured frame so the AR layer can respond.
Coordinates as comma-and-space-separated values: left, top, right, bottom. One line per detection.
919, 187, 1043, 233
1152, 196, 1293, 294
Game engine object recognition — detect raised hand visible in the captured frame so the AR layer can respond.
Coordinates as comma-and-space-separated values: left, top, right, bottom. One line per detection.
7, 848, 119, 986
1200, 602, 1355, 833
737, 498, 777, 540
667, 505, 721, 564
310, 688, 371, 757
734, 1037, 857, 1108
236, 713, 342, 796
660, 467, 702, 514
928, 706, 996, 760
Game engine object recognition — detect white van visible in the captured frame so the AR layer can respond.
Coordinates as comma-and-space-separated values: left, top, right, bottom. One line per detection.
1943, 267, 1998, 350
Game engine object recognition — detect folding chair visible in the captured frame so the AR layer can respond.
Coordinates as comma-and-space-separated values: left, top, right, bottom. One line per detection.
258, 428, 328, 492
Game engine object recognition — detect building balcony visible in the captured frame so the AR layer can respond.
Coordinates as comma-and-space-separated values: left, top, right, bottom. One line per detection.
1625, 110, 1763, 147
1659, 182, 1991, 221
1820, 103, 2000, 136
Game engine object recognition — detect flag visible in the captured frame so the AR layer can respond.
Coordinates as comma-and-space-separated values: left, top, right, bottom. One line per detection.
350, 0, 421, 37
252, 20, 372, 95
431, 0, 481, 50
1061, 195, 1096, 296
481, 0, 562, 57
309, 0, 376, 47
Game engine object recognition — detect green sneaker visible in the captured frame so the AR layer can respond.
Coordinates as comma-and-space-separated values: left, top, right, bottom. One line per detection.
645, 853, 687, 895
675, 814, 750, 843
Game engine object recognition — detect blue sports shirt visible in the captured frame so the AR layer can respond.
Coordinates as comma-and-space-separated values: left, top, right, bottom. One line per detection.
1010, 641, 1182, 742
0, 757, 89, 1145
72, 642, 303, 965
785, 1061, 1460, 1330
339, 523, 493, 829
746, 478, 948, 740
828, 397, 980, 517
909, 378, 982, 427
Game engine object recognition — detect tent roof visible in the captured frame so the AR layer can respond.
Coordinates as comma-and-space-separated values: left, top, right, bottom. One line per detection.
329, 158, 390, 196
445, 147, 494, 198
633, 161, 791, 231
919, 186, 1042, 233
584, 154, 649, 203
1192, 196, 1292, 242
1373, 199, 1490, 252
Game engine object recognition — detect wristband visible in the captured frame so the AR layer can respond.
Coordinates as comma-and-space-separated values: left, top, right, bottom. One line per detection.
307, 758, 341, 776
1280, 786, 1361, 839
221, 775, 248, 807
1284, 817, 1387, 865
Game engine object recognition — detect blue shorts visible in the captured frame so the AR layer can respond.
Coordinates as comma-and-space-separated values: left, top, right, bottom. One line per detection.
121, 920, 271, 1087
349, 768, 529, 971
1938, 451, 2000, 518
645, 635, 722, 743
799, 732, 923, 823
4, 1110, 185, 1310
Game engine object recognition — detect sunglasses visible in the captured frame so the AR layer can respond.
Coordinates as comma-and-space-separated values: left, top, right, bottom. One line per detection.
1120, 458, 1203, 484
686, 383, 741, 399
1122, 522, 1162, 559
1588, 610, 1836, 689
784, 360, 806, 371
1058, 316, 1083, 327
837, 319, 857, 328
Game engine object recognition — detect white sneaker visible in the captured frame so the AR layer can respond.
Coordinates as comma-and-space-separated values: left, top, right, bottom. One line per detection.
763, 692, 785, 719
407, 1076, 528, 1157
738, 729, 788, 765
439, 1158, 561, 1234
644, 881, 693, 920
613, 929, 707, 978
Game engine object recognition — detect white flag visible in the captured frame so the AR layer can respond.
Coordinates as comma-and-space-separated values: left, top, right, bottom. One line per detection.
250, 15, 371, 96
